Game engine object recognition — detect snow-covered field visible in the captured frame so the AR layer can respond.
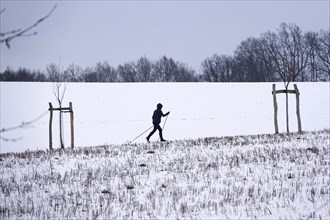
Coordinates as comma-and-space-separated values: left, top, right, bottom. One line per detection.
0, 82, 329, 219
0, 130, 329, 219
0, 82, 329, 153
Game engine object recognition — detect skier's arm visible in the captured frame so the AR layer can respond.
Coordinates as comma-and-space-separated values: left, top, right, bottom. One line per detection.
161, 110, 169, 117
160, 110, 170, 117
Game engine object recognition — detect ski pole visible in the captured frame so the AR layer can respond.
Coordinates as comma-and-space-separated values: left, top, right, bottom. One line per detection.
129, 125, 153, 143
158, 114, 169, 142
162, 114, 169, 131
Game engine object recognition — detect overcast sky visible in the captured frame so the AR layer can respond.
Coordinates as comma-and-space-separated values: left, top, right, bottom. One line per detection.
0, 0, 329, 72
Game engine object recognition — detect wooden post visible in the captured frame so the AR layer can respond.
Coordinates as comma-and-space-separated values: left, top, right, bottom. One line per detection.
49, 103, 53, 150
69, 102, 74, 149
272, 84, 279, 134
59, 108, 64, 149
272, 84, 303, 134
294, 84, 302, 133
286, 90, 289, 133
49, 102, 74, 150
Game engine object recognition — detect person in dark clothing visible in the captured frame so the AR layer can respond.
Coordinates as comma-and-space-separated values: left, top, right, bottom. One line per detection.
146, 103, 170, 143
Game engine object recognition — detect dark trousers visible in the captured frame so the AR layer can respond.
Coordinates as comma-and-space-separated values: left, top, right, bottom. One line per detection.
147, 123, 163, 140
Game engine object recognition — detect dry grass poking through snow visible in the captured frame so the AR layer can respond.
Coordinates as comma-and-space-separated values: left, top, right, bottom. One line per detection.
0, 129, 329, 219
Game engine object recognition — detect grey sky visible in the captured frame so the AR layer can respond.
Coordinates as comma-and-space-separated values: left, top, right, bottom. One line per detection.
0, 0, 329, 72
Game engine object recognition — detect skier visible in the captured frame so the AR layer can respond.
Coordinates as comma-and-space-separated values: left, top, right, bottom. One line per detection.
146, 103, 170, 143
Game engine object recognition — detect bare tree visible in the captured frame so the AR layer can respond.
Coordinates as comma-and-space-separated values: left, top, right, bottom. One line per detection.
201, 55, 220, 82
201, 54, 233, 82
262, 23, 309, 84
234, 37, 276, 82
64, 63, 83, 82
47, 62, 67, 149
262, 23, 310, 133
305, 31, 320, 82
0, 4, 57, 48
95, 61, 117, 82
46, 63, 61, 82
174, 63, 197, 82
152, 56, 177, 82
136, 56, 153, 82
117, 62, 138, 82
81, 66, 97, 82
316, 30, 330, 81
54, 83, 67, 149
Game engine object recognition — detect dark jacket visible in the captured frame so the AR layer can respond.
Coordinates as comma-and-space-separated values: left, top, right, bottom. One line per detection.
152, 108, 165, 125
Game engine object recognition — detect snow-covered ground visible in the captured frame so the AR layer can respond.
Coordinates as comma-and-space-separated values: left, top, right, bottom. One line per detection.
0, 82, 329, 153
1, 82, 329, 219
0, 130, 329, 219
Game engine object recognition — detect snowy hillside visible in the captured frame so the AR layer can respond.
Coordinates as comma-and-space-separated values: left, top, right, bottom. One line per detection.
0, 130, 329, 219
1, 82, 329, 153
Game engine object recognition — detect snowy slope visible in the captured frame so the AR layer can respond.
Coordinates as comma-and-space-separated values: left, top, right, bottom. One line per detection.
0, 82, 329, 153
0, 130, 329, 219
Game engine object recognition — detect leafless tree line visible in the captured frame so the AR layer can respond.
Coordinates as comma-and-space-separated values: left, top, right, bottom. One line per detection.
1, 23, 329, 82
202, 23, 329, 83
1, 56, 199, 82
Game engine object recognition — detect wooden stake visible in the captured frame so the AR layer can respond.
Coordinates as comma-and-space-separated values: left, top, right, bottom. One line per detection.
294, 84, 302, 133
69, 102, 74, 149
272, 84, 279, 134
286, 91, 289, 133
48, 102, 74, 150
272, 84, 303, 134
49, 103, 53, 150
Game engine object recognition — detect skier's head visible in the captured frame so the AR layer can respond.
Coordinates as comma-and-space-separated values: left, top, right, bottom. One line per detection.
157, 103, 163, 109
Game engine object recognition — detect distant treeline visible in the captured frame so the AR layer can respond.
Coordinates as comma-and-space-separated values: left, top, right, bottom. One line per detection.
1, 23, 329, 82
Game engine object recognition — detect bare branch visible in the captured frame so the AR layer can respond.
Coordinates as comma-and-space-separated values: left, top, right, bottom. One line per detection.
0, 111, 48, 142
0, 136, 23, 142
0, 4, 57, 48
0, 28, 22, 37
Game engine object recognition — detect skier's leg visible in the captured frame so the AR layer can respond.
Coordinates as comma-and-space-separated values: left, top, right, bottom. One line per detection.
156, 124, 165, 141
147, 126, 157, 141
